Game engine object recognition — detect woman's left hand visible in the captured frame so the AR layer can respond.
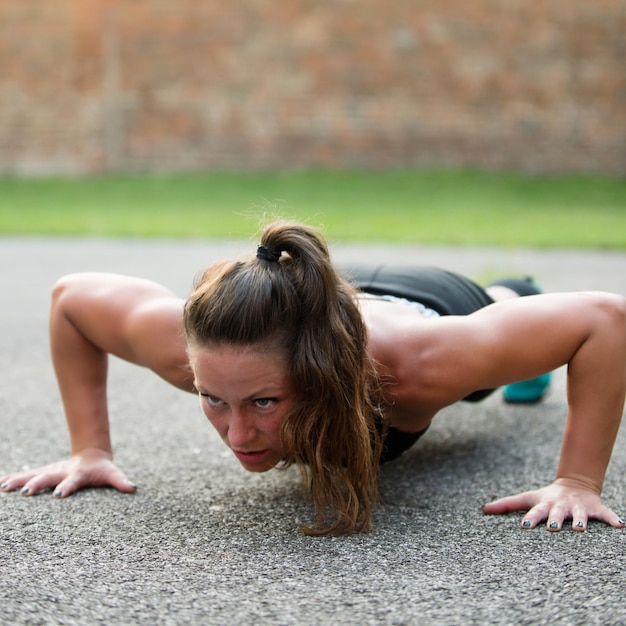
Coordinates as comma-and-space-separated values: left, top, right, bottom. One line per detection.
482, 477, 625, 531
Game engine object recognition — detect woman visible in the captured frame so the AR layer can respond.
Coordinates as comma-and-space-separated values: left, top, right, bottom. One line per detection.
1, 221, 625, 535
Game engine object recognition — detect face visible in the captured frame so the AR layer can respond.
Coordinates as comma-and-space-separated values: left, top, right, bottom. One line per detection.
188, 342, 294, 473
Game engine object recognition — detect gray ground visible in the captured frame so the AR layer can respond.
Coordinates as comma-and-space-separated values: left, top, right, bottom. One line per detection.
1, 237, 625, 626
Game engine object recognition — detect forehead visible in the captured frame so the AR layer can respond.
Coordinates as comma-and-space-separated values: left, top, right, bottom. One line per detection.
189, 342, 291, 390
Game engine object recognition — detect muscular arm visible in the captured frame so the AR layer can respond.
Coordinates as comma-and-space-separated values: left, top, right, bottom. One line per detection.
475, 294, 625, 496
1, 272, 192, 497
368, 292, 626, 530
50, 272, 193, 454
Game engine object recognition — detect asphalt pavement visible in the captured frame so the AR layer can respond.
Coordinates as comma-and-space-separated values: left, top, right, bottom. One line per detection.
1, 236, 625, 626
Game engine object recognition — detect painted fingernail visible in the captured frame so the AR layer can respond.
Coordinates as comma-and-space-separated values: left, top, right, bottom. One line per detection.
549, 521, 559, 529
20, 488, 29, 495
0, 483, 8, 489
53, 490, 63, 498
618, 519, 625, 526
575, 521, 584, 529
522, 520, 532, 528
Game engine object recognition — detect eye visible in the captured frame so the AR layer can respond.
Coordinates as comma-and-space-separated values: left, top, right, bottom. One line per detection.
254, 398, 276, 409
200, 393, 224, 407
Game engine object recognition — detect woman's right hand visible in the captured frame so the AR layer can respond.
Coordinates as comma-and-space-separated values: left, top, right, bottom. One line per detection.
0, 448, 137, 498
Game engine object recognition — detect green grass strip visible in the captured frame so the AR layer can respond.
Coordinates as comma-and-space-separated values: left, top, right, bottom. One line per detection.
0, 170, 624, 248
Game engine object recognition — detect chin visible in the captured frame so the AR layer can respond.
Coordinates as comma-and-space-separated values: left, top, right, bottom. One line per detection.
240, 462, 275, 473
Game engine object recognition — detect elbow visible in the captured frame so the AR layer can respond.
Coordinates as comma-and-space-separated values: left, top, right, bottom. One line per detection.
52, 273, 77, 303
51, 273, 90, 311
51, 274, 72, 301
598, 292, 626, 318
591, 292, 626, 334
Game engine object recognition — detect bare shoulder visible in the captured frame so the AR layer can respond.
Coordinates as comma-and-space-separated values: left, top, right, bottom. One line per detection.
361, 291, 626, 430
121, 283, 193, 392
54, 272, 193, 391
361, 297, 511, 433
358, 298, 457, 430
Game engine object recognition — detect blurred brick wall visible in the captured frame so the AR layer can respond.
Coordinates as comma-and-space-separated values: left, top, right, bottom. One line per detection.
0, 0, 624, 175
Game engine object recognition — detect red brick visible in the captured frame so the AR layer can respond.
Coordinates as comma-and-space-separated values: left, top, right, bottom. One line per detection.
0, 0, 623, 175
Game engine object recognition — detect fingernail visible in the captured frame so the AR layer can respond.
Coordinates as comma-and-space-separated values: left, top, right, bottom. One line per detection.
575, 521, 584, 529
20, 488, 29, 495
618, 519, 625, 526
53, 490, 63, 498
0, 483, 8, 489
549, 521, 559, 529
522, 520, 532, 528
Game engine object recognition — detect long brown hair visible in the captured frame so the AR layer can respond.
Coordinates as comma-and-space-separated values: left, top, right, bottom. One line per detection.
183, 221, 383, 534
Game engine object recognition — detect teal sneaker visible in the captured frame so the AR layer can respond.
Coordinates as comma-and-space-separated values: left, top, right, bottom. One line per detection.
503, 373, 551, 404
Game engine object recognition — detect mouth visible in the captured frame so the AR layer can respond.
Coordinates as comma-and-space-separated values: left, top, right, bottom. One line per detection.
232, 449, 270, 464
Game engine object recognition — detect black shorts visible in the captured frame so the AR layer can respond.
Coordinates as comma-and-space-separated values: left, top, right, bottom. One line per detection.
344, 264, 494, 316
342, 264, 496, 464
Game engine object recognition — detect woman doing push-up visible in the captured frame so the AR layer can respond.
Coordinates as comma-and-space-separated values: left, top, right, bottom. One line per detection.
1, 221, 625, 535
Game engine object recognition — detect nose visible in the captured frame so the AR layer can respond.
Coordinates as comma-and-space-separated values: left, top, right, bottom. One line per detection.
225, 409, 258, 449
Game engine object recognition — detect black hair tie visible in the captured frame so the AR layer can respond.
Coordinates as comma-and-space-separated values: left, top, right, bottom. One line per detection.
256, 244, 282, 263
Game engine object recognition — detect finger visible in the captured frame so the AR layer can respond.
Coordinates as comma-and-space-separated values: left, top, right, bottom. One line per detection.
53, 468, 136, 499
0, 478, 27, 492
0, 471, 40, 492
20, 471, 67, 497
546, 503, 571, 532
571, 505, 588, 532
546, 521, 561, 532
92, 463, 137, 493
587, 505, 626, 529
94, 464, 137, 493
49, 476, 81, 499
482, 491, 537, 515
112, 477, 137, 494
520, 501, 553, 529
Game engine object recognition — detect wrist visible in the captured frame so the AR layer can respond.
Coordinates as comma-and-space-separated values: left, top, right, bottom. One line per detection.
71, 446, 113, 460
70, 431, 112, 457
554, 474, 602, 496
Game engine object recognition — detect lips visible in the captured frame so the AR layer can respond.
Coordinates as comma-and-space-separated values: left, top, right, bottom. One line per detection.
233, 449, 270, 464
